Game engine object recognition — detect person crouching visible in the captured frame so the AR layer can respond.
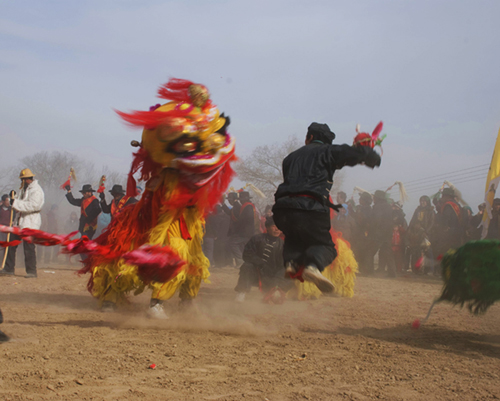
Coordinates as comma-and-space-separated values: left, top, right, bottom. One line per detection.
234, 216, 292, 302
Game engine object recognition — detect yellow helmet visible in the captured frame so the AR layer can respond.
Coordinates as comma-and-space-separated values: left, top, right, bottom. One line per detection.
19, 168, 35, 179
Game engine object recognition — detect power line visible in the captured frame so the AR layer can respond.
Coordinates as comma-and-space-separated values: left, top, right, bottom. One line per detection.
403, 168, 488, 189
370, 163, 489, 192
407, 179, 486, 196
400, 163, 489, 186
405, 172, 486, 194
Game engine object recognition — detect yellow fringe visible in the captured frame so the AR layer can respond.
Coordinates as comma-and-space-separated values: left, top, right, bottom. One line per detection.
288, 237, 359, 301
90, 172, 210, 304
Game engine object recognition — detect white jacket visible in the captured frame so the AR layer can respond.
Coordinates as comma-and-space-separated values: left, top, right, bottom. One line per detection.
12, 179, 45, 230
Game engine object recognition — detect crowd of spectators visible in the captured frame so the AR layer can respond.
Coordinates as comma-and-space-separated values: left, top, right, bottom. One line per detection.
206, 187, 495, 284
333, 188, 492, 277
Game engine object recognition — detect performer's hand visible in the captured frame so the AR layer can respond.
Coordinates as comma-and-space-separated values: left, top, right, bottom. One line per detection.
64, 185, 71, 191
99, 192, 105, 201
364, 149, 381, 168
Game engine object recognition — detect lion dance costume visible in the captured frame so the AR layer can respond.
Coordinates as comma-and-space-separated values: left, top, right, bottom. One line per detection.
413, 240, 500, 328
82, 78, 236, 312
0, 79, 236, 315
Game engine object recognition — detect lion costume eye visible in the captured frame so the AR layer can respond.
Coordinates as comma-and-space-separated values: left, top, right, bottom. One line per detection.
170, 137, 200, 155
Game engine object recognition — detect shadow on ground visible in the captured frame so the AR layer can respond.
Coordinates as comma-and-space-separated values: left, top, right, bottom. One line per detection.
300, 324, 500, 360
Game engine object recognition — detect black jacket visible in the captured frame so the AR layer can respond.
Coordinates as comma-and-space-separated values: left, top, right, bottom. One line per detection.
100, 195, 137, 215
274, 142, 380, 212
242, 233, 284, 278
222, 201, 241, 237
66, 193, 101, 234
368, 200, 393, 241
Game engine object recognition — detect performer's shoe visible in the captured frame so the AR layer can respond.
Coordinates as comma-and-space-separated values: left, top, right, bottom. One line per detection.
148, 303, 168, 320
24, 274, 37, 279
0, 270, 14, 276
284, 262, 296, 278
235, 292, 246, 303
0, 330, 10, 343
101, 301, 117, 313
302, 265, 335, 293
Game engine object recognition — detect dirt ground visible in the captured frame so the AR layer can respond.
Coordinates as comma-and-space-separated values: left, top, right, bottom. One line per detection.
0, 262, 499, 401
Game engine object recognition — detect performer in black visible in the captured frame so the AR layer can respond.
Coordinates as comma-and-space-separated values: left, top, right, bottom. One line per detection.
234, 216, 291, 301
99, 184, 137, 220
65, 184, 101, 240
273, 122, 381, 293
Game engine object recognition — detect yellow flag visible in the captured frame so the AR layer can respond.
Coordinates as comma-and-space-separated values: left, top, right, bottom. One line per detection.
481, 127, 500, 238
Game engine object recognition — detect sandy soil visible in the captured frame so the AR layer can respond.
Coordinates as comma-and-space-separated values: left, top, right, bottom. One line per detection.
0, 263, 499, 401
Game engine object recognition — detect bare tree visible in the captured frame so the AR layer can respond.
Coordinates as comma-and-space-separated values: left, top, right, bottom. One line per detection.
16, 151, 124, 209
0, 166, 18, 197
234, 136, 343, 211
100, 165, 126, 188
17, 152, 125, 191
18, 151, 85, 192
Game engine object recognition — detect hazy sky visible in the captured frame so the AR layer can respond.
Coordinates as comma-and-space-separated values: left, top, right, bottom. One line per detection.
1, 0, 499, 214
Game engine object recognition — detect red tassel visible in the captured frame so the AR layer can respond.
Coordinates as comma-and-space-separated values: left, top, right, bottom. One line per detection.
60, 178, 71, 190
288, 267, 305, 283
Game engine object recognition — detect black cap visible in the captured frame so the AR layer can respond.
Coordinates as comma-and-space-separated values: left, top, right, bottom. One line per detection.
442, 188, 455, 197
79, 184, 96, 193
373, 190, 387, 200
307, 123, 336, 144
109, 184, 125, 195
239, 191, 251, 200
360, 192, 372, 201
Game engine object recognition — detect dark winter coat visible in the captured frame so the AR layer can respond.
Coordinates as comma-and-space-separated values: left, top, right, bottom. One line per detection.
274, 142, 381, 213
66, 193, 101, 234
368, 200, 393, 241
100, 195, 137, 217
242, 233, 284, 278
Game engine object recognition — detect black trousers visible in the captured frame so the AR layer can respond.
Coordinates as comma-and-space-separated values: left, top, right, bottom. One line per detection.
273, 209, 337, 272
364, 238, 395, 276
4, 234, 37, 275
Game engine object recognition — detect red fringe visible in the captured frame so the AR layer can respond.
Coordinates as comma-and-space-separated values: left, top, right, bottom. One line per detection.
115, 107, 195, 130
121, 245, 187, 284
165, 156, 237, 216
0, 240, 21, 247
157, 78, 195, 102
78, 153, 235, 293
126, 148, 162, 198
